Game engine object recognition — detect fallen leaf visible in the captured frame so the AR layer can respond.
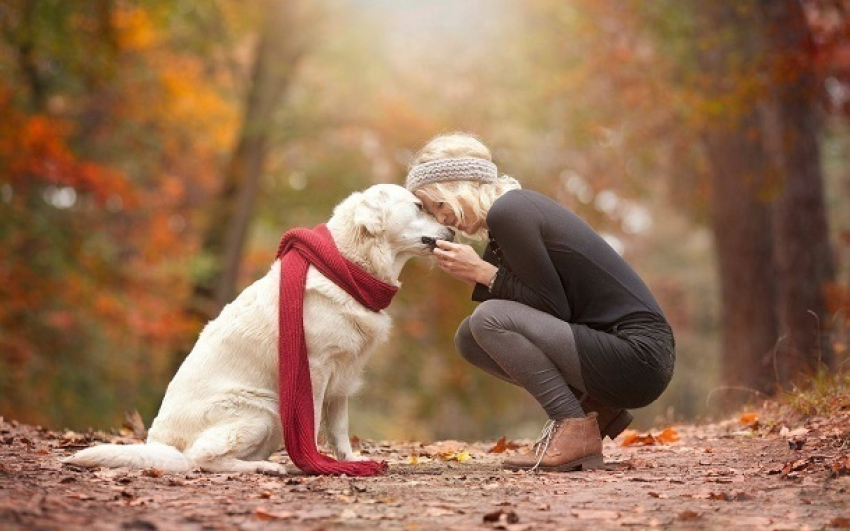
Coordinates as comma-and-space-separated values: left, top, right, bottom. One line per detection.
678, 510, 701, 521
440, 451, 471, 463
734, 516, 773, 526
408, 453, 432, 465
656, 427, 680, 444
571, 509, 620, 519
488, 436, 521, 454
483, 509, 519, 524
830, 454, 850, 478
788, 435, 807, 451
780, 457, 813, 477
620, 427, 679, 447
621, 431, 656, 447
122, 410, 147, 439
707, 491, 753, 502
255, 507, 294, 520
621, 458, 658, 470
489, 436, 507, 453
421, 440, 466, 456
423, 507, 455, 517
739, 413, 758, 425
829, 516, 850, 528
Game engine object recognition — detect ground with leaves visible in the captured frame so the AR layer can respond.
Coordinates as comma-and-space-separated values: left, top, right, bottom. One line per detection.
1, 405, 849, 531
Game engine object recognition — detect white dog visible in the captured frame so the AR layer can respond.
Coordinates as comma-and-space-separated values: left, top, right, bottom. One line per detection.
64, 184, 452, 474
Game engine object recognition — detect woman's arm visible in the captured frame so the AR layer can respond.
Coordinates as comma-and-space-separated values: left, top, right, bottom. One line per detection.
435, 192, 572, 321
486, 192, 571, 320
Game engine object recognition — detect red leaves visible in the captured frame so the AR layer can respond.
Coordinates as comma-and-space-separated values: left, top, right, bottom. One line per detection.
0, 101, 135, 206
828, 454, 850, 478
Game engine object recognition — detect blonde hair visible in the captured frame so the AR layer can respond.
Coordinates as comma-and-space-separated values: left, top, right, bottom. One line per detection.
410, 132, 520, 240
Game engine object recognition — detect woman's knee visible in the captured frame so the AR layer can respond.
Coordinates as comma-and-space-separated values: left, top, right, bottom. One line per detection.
467, 299, 514, 339
454, 317, 478, 363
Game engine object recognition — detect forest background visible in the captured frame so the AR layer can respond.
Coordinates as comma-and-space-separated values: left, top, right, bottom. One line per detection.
1, 0, 848, 442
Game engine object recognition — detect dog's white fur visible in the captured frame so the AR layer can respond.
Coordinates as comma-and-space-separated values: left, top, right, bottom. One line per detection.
64, 184, 452, 474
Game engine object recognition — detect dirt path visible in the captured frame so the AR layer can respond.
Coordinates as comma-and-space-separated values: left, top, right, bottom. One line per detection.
1, 410, 849, 530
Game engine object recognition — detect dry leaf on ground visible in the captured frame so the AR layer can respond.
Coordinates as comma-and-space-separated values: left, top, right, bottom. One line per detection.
620, 427, 679, 447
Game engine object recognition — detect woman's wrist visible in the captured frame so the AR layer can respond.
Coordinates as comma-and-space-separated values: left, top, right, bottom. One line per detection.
487, 269, 499, 292
479, 263, 499, 289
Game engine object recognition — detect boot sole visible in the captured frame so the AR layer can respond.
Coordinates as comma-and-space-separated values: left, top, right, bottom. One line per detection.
502, 454, 604, 472
601, 410, 633, 440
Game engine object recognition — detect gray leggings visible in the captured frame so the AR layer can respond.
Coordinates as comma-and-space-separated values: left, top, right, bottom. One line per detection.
454, 299, 586, 420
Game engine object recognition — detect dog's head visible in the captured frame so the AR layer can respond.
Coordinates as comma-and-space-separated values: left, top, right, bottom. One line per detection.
327, 184, 454, 280
352, 184, 454, 254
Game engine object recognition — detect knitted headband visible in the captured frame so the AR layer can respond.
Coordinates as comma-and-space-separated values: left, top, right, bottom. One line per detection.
405, 157, 498, 191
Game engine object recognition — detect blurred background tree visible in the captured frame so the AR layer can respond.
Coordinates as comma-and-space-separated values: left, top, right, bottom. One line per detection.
1, 0, 847, 440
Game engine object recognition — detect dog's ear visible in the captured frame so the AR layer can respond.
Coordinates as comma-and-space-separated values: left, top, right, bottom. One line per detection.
352, 189, 388, 236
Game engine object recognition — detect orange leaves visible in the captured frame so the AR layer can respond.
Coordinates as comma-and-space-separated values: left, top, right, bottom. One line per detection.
739, 412, 759, 425
0, 2, 243, 432
621, 427, 680, 447
112, 4, 158, 51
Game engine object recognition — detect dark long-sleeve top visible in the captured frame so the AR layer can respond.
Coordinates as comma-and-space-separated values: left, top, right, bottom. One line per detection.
471, 189, 675, 407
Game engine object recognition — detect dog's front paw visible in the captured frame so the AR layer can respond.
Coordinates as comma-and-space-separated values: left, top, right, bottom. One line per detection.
336, 453, 370, 462
256, 462, 288, 475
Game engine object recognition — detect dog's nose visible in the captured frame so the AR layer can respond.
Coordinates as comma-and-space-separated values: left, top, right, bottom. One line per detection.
445, 228, 456, 242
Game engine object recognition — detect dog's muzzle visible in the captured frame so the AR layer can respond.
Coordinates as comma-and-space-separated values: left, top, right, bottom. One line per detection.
421, 229, 455, 249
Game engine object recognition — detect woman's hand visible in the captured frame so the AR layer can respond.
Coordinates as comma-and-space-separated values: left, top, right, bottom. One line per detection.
433, 240, 498, 287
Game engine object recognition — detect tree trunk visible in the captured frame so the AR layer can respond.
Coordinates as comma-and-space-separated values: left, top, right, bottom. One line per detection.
701, 113, 781, 397
758, 0, 836, 382
190, 0, 305, 322
693, 2, 782, 401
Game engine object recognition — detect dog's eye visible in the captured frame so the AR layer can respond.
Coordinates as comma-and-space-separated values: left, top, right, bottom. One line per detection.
415, 202, 424, 211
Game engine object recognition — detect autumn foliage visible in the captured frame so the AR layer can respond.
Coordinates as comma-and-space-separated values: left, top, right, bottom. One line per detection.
1, 1, 847, 438
0, 3, 234, 428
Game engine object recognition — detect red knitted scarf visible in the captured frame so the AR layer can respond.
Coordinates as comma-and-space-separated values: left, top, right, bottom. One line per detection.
276, 224, 396, 476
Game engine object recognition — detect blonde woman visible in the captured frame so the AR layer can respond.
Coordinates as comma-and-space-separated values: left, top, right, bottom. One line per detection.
406, 132, 675, 471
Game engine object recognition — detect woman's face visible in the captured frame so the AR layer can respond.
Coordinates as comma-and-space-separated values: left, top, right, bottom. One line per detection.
414, 190, 485, 236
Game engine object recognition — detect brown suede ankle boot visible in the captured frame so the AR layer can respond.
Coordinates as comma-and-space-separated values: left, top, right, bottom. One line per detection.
568, 386, 633, 441
582, 397, 633, 441
502, 413, 603, 472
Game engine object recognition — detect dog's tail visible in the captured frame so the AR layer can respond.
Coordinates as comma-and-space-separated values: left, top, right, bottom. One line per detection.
62, 442, 191, 473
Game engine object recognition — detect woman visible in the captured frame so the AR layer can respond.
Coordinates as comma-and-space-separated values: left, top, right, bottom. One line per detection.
405, 132, 675, 472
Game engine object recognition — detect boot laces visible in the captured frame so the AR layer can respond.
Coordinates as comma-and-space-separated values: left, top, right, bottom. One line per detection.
531, 420, 559, 471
